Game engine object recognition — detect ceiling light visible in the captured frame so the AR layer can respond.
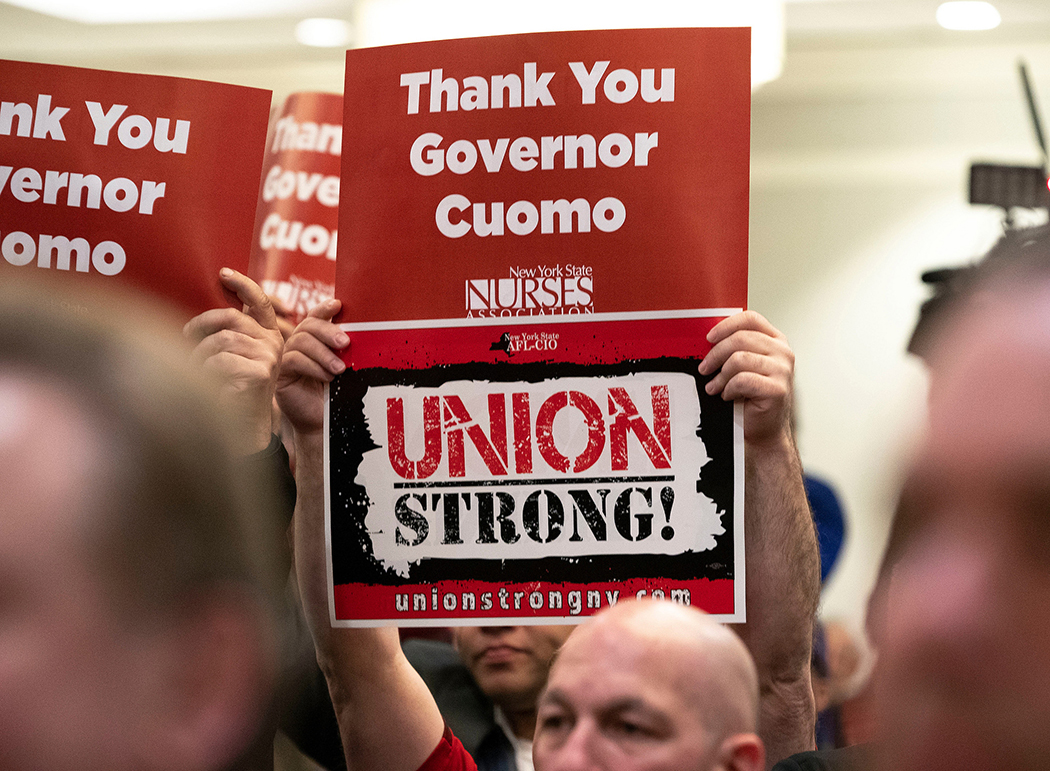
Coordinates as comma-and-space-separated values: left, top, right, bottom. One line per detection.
354, 0, 785, 90
936, 1, 1001, 31
0, 0, 338, 24
296, 18, 353, 48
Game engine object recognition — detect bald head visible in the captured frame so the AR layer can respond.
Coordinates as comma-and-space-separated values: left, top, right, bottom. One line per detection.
567, 600, 760, 735
533, 599, 763, 771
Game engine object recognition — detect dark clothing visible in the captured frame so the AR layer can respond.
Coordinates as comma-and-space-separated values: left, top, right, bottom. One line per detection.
772, 744, 875, 771
280, 657, 346, 771
403, 639, 517, 771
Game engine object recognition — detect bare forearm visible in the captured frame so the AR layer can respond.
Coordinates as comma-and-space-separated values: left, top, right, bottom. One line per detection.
699, 310, 819, 765
742, 432, 820, 654
292, 429, 445, 771
292, 430, 330, 639
326, 632, 446, 771
734, 430, 820, 765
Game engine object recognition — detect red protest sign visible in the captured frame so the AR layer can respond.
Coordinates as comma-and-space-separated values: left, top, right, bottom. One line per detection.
327, 311, 743, 625
0, 60, 271, 318
329, 28, 750, 625
248, 92, 341, 322
337, 27, 749, 322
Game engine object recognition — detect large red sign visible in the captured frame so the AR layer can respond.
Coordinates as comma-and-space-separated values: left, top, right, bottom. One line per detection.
337, 27, 750, 322
0, 59, 271, 317
329, 29, 750, 625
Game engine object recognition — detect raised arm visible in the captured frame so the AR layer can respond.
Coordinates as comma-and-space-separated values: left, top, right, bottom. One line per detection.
699, 310, 821, 767
276, 300, 448, 771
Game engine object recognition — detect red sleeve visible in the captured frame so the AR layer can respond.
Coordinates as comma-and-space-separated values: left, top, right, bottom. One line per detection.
417, 725, 477, 771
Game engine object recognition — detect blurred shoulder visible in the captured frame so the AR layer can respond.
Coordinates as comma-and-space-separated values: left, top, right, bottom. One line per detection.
772, 744, 874, 771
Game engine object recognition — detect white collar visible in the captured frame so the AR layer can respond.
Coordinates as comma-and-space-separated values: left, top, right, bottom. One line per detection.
493, 706, 535, 771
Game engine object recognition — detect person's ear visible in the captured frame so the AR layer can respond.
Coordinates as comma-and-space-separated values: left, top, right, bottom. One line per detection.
715, 732, 765, 771
134, 590, 277, 771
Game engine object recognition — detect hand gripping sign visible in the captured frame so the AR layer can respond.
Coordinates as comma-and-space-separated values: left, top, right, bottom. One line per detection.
0, 59, 271, 317
330, 27, 750, 625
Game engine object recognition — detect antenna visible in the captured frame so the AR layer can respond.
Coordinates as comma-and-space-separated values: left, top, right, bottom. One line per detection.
967, 63, 1050, 217
1020, 60, 1048, 172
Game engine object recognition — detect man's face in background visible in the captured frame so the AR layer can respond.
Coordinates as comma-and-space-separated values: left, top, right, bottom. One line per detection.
454, 625, 575, 715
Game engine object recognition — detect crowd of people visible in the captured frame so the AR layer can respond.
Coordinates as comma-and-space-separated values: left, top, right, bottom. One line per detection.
4, 218, 1050, 771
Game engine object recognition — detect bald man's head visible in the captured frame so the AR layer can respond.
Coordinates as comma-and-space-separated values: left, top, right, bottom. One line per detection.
532, 599, 763, 771
570, 601, 760, 737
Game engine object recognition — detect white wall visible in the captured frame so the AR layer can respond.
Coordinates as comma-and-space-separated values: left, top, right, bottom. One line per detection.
752, 33, 1050, 627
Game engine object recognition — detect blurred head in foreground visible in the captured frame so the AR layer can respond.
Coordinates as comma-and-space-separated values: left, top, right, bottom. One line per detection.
0, 278, 284, 771
879, 225, 1050, 771
532, 599, 763, 771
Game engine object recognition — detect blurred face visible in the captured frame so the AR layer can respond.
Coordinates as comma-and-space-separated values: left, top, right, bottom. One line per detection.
532, 623, 717, 771
454, 625, 574, 711
877, 301, 1050, 771
0, 378, 152, 771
